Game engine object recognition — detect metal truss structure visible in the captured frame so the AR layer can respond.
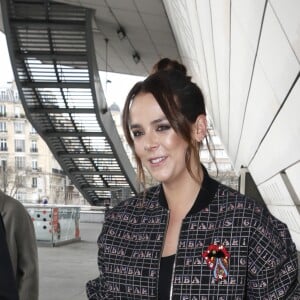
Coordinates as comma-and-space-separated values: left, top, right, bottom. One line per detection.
1, 0, 138, 206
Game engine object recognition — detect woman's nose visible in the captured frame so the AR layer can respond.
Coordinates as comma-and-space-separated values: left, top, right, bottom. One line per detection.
144, 144, 158, 151
143, 133, 158, 151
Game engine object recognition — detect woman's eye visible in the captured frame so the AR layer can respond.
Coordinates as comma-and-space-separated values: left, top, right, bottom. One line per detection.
132, 130, 143, 137
157, 124, 171, 132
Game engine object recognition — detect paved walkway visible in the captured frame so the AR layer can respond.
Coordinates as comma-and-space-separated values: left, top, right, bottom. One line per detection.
38, 222, 102, 300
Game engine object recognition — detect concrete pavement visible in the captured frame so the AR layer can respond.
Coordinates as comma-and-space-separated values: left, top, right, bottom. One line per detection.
38, 222, 102, 300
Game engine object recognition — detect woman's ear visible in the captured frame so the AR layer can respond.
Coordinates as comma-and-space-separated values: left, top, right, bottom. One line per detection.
193, 114, 207, 142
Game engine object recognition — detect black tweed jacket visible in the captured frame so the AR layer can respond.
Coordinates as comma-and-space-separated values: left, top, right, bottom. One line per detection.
87, 171, 299, 299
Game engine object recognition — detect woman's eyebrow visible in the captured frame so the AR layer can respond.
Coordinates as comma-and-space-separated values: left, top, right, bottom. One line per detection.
130, 117, 168, 130
151, 117, 168, 125
130, 124, 141, 130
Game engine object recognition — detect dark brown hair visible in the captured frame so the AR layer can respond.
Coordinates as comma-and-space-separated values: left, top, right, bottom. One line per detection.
151, 58, 188, 76
122, 70, 206, 187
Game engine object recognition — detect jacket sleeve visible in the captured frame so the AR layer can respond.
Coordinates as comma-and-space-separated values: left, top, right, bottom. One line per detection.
247, 210, 300, 299
86, 276, 108, 300
0, 214, 19, 300
15, 203, 39, 300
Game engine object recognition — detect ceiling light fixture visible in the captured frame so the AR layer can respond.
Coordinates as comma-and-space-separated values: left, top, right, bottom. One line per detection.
117, 27, 126, 40
132, 51, 140, 64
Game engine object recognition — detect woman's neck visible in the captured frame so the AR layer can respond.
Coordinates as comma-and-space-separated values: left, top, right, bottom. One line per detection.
162, 168, 203, 216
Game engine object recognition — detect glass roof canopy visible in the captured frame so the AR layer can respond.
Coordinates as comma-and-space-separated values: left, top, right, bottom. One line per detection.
1, 0, 138, 206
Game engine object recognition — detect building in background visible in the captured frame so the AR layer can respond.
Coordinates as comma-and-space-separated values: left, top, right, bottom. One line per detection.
201, 120, 239, 190
109, 102, 134, 165
0, 82, 85, 205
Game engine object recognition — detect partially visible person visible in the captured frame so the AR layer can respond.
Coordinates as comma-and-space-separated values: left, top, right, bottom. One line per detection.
87, 64, 299, 299
0, 190, 39, 300
0, 213, 19, 300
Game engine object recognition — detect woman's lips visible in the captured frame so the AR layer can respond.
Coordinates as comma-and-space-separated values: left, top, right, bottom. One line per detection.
149, 156, 167, 165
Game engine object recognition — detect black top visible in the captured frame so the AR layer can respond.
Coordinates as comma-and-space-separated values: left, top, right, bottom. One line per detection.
157, 167, 219, 298
158, 254, 175, 299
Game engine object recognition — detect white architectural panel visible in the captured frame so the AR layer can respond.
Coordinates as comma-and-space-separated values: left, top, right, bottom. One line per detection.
233, 2, 299, 170
228, 1, 265, 162
258, 173, 300, 248
209, 0, 230, 148
257, 2, 299, 103
249, 78, 300, 184
258, 173, 295, 206
234, 65, 279, 169
165, 0, 221, 131
191, 0, 220, 131
163, 1, 195, 62
269, 0, 300, 62
285, 162, 300, 205
231, 0, 266, 48
163, 0, 212, 123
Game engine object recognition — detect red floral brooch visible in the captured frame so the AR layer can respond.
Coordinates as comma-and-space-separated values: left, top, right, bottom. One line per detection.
202, 243, 230, 281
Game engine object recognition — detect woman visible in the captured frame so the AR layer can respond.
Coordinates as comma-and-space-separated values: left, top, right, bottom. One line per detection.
87, 69, 299, 299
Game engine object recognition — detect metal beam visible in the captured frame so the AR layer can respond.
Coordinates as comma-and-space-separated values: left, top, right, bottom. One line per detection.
30, 108, 95, 114
59, 153, 115, 158
22, 82, 90, 89
82, 186, 128, 191
17, 52, 88, 61
12, 19, 86, 30
70, 170, 123, 175
44, 131, 104, 137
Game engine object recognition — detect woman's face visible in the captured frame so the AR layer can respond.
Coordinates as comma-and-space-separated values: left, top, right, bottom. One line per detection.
129, 92, 191, 186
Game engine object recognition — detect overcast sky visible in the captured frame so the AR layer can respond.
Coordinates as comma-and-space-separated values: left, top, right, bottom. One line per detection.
0, 32, 14, 84
0, 32, 144, 109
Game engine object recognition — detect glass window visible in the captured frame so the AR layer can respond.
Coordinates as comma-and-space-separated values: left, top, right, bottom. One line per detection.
0, 159, 7, 171
0, 91, 6, 100
32, 159, 38, 170
15, 106, 20, 118
15, 139, 25, 152
15, 191, 26, 202
15, 156, 26, 169
0, 122, 7, 132
14, 90, 19, 101
31, 140, 38, 152
30, 126, 37, 134
15, 175, 26, 187
0, 105, 6, 117
0, 139, 7, 151
32, 177, 37, 188
14, 121, 24, 134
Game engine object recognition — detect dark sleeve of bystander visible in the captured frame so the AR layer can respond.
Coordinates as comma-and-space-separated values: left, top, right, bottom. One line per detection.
0, 214, 19, 300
